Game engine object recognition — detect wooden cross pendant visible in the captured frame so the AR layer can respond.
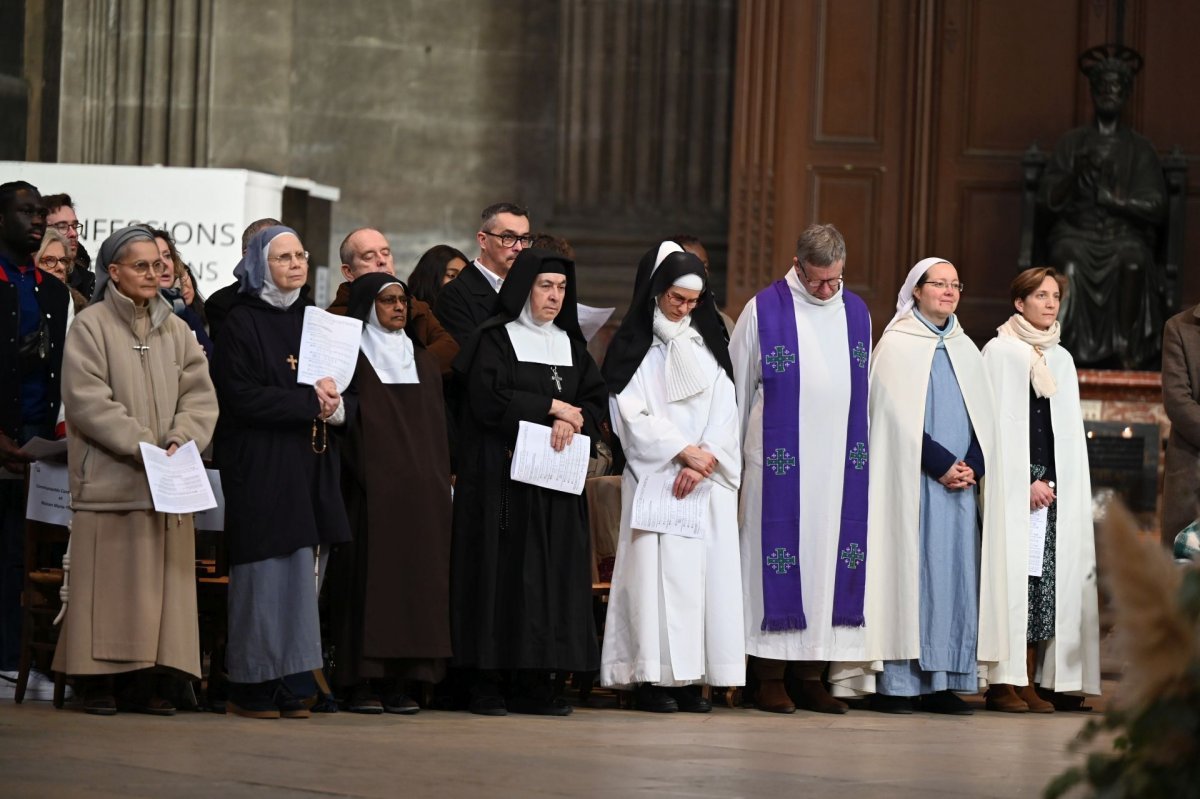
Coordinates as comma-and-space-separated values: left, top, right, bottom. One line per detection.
286, 354, 298, 371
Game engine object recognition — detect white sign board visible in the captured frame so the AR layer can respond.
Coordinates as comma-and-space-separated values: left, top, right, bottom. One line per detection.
0, 162, 338, 298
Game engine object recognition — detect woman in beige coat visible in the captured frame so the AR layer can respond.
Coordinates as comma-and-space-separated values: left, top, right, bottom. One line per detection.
53, 225, 217, 716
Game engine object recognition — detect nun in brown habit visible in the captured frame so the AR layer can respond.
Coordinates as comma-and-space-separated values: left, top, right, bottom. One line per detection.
327, 272, 453, 713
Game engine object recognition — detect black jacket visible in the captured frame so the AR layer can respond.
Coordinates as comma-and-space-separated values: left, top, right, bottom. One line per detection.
211, 293, 354, 565
0, 262, 70, 440
434, 264, 499, 346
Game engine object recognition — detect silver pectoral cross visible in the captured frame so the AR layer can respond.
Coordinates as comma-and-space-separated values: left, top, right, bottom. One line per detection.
132, 344, 150, 358
550, 366, 563, 393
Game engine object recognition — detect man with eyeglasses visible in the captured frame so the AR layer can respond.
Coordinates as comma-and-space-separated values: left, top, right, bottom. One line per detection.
0, 180, 72, 701
435, 202, 533, 346
43, 193, 95, 300
728, 223, 871, 715
324, 227, 458, 374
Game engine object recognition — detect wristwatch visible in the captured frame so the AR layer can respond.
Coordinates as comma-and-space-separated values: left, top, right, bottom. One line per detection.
1046, 480, 1056, 489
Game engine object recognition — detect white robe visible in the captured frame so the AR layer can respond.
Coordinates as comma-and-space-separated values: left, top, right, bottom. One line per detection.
729, 270, 867, 662
982, 336, 1101, 695
838, 312, 1016, 694
600, 329, 744, 688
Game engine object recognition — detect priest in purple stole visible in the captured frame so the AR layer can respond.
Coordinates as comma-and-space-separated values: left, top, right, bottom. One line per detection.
729, 224, 871, 714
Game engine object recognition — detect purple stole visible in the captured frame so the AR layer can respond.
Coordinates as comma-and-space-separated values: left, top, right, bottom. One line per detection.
755, 280, 870, 631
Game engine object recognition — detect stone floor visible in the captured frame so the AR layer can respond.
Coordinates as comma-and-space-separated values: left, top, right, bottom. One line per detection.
0, 690, 1110, 798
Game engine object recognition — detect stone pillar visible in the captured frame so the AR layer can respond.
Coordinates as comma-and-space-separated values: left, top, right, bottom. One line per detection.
552, 0, 735, 310
58, 0, 213, 165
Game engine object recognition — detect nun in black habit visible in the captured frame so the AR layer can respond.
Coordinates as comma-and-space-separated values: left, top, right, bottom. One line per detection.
450, 248, 609, 716
327, 273, 453, 714
211, 225, 353, 719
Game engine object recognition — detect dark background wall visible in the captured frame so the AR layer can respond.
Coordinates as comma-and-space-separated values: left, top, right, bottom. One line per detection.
728, 0, 1200, 347
12, 0, 1200, 334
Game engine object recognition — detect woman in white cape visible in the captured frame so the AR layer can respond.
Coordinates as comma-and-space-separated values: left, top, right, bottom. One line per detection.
599, 242, 743, 712
843, 258, 1014, 714
980, 267, 1101, 713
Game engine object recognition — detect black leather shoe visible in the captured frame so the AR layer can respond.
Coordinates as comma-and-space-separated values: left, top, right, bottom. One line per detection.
468, 693, 508, 716
227, 682, 280, 719
869, 693, 915, 714
668, 686, 712, 713
634, 683, 678, 713
919, 690, 973, 716
383, 692, 420, 715
341, 682, 384, 714
508, 693, 573, 716
272, 680, 311, 719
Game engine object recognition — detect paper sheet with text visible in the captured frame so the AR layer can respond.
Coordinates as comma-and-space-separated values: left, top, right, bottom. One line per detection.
138, 440, 218, 514
297, 306, 363, 393
509, 420, 590, 496
631, 471, 712, 538
1028, 506, 1048, 577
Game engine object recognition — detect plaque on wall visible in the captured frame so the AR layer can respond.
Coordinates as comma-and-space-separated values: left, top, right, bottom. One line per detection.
1084, 420, 1159, 512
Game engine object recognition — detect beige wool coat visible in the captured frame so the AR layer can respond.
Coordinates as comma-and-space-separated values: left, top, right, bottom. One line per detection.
53, 286, 217, 677
1162, 304, 1200, 546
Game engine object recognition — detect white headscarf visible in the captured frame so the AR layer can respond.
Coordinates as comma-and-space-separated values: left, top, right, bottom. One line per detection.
259, 232, 303, 310
359, 283, 419, 384
651, 305, 707, 402
886, 256, 952, 331
505, 296, 573, 366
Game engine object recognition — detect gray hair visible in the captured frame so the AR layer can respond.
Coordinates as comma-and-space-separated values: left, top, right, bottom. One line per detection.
338, 227, 378, 267
795, 223, 846, 268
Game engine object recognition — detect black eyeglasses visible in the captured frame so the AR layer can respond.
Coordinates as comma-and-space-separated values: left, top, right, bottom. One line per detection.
482, 231, 535, 249
797, 262, 844, 292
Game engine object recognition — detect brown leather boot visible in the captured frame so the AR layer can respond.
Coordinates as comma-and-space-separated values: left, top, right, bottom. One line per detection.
984, 683, 1028, 713
756, 679, 796, 714
1017, 645, 1054, 713
796, 679, 848, 714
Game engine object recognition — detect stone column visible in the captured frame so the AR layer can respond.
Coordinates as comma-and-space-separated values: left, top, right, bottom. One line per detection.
58, 0, 213, 165
552, 0, 735, 310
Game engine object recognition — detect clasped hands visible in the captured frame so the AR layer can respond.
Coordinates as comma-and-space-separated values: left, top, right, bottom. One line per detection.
314, 377, 341, 420
1029, 479, 1056, 511
549, 400, 585, 452
673, 445, 717, 499
938, 460, 976, 491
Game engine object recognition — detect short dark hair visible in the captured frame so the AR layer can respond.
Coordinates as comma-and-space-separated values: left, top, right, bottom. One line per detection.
42, 193, 74, 213
1011, 266, 1068, 303
241, 217, 283, 253
0, 180, 39, 211
480, 202, 528, 231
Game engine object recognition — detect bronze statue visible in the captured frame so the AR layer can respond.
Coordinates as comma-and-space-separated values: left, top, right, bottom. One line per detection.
1039, 44, 1166, 369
